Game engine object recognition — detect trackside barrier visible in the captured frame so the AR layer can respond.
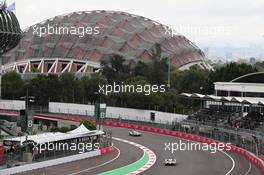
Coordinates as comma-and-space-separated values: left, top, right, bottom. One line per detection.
0, 145, 4, 164
101, 146, 114, 155
0, 110, 19, 116
102, 121, 264, 173
0, 145, 114, 175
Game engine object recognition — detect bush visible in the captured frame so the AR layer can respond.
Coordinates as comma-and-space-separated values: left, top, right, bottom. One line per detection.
50, 126, 71, 133
70, 125, 78, 130
60, 127, 71, 133
81, 121, 96, 130
50, 127, 60, 132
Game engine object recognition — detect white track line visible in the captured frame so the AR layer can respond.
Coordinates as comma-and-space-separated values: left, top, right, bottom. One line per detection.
68, 146, 120, 175
112, 137, 157, 175
244, 162, 252, 175
220, 150, 235, 175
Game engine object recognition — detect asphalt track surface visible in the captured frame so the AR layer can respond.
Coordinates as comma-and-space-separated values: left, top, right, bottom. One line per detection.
17, 139, 143, 175
17, 126, 263, 175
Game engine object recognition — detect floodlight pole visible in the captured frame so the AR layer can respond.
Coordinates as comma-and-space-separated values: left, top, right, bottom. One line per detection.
167, 57, 171, 88
0, 61, 2, 99
0, 70, 2, 99
26, 87, 28, 112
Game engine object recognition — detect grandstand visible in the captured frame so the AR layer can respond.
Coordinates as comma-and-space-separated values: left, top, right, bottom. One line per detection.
181, 72, 264, 132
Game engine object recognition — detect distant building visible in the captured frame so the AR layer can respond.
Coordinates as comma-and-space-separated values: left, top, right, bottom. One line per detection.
249, 57, 256, 65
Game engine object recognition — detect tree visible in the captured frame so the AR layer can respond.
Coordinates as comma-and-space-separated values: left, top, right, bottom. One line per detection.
81, 120, 96, 130
134, 43, 169, 85
81, 74, 105, 104
171, 66, 209, 93
28, 74, 61, 106
206, 62, 258, 93
46, 74, 61, 102
28, 75, 49, 106
121, 76, 152, 109
2, 71, 24, 99
255, 61, 264, 71
101, 54, 131, 83
134, 61, 148, 77
59, 72, 76, 103
50, 126, 71, 133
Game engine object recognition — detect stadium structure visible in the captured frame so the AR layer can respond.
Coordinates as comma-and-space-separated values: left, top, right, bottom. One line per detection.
0, 3, 21, 98
0, 3, 21, 56
0, 10, 211, 75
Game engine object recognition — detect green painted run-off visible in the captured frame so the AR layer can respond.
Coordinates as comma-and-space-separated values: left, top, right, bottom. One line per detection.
98, 151, 149, 175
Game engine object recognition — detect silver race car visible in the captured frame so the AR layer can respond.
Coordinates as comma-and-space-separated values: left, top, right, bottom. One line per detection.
129, 130, 142, 136
164, 159, 177, 166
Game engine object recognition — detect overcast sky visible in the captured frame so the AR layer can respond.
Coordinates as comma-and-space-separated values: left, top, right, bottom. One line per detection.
9, 0, 264, 48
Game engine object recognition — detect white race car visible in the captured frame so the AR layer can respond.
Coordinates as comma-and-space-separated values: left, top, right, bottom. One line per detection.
164, 159, 177, 166
129, 130, 142, 136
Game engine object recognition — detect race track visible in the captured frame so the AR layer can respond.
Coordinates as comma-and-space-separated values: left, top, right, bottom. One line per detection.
17, 126, 263, 175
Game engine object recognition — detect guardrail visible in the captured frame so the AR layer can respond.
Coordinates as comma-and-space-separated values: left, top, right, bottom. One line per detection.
102, 121, 264, 173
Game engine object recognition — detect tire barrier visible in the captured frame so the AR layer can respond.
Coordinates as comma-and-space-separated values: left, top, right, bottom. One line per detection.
102, 121, 264, 173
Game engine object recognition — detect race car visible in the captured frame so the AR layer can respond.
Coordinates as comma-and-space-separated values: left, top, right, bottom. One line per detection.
164, 159, 177, 166
129, 130, 142, 136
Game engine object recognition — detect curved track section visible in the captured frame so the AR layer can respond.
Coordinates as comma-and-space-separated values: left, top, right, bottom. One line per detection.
107, 126, 263, 175
17, 126, 263, 175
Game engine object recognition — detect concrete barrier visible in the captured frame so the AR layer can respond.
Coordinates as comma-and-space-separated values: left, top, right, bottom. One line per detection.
49, 102, 187, 124
0, 100, 25, 110
0, 145, 113, 175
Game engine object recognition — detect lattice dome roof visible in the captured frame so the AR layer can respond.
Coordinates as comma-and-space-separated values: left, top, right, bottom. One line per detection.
2, 10, 206, 68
